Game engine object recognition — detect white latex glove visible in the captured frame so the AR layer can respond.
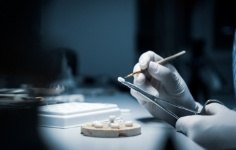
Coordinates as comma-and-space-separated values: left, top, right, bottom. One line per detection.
176, 103, 236, 150
130, 51, 199, 126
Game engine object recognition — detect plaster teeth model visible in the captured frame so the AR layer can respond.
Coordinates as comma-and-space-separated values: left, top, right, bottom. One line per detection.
81, 116, 141, 137
125, 121, 133, 127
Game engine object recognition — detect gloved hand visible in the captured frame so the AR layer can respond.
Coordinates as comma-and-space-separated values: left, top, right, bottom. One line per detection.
130, 51, 199, 125
176, 103, 236, 150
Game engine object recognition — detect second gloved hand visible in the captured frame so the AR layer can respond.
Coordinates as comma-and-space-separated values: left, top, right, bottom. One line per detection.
176, 103, 236, 149
130, 51, 199, 126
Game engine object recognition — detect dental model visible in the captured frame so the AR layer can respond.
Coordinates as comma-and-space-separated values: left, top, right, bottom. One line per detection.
81, 115, 141, 137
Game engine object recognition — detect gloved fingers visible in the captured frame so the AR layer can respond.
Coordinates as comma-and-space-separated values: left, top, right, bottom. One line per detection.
131, 63, 147, 104
133, 63, 151, 83
175, 115, 202, 137
148, 61, 185, 96
133, 62, 160, 90
132, 63, 145, 85
131, 66, 159, 105
150, 77, 161, 91
139, 51, 163, 70
205, 103, 229, 115
131, 72, 159, 98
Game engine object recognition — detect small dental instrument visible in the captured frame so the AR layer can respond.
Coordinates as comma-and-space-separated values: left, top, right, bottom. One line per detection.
117, 77, 223, 121
125, 50, 186, 78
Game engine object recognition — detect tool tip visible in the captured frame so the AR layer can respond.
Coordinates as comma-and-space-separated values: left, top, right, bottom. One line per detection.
117, 77, 125, 83
179, 50, 186, 54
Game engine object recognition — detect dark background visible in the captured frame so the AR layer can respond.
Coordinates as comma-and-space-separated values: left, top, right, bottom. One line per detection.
0, 0, 235, 103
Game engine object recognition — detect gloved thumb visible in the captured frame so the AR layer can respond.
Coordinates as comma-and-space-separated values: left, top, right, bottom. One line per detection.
148, 61, 185, 95
175, 115, 204, 136
205, 103, 227, 115
175, 116, 188, 134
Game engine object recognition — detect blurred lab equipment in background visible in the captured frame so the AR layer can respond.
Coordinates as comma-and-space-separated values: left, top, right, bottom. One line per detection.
188, 39, 226, 104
